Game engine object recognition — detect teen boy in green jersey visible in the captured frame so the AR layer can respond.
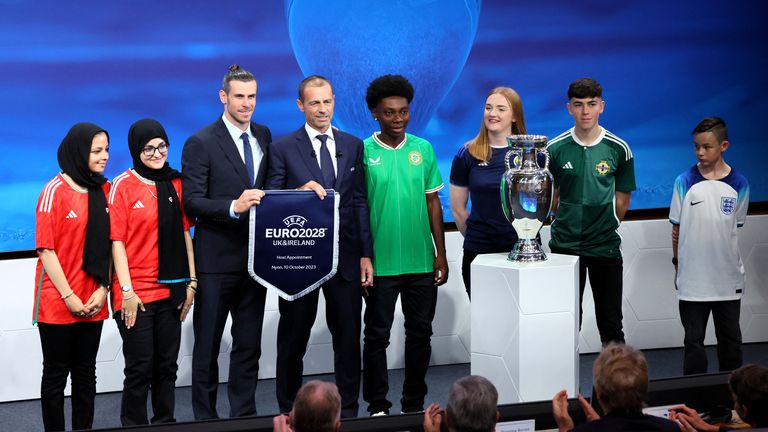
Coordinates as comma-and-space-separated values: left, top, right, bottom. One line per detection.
361, 74, 448, 416
546, 77, 636, 345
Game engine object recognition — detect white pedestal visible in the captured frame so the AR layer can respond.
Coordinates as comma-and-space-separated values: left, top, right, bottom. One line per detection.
471, 252, 579, 404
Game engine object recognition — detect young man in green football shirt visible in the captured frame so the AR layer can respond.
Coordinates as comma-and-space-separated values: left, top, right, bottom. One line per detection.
546, 77, 636, 345
361, 74, 448, 416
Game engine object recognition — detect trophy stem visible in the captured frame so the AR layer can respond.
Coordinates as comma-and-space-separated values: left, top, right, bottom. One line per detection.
508, 238, 547, 262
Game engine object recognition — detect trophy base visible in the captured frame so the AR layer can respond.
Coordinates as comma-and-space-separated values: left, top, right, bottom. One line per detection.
508, 238, 547, 262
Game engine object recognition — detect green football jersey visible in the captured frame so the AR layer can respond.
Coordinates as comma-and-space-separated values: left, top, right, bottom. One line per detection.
363, 133, 444, 276
546, 127, 636, 258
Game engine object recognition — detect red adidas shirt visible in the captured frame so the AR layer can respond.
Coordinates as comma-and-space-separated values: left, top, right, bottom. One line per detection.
33, 174, 110, 324
108, 170, 192, 312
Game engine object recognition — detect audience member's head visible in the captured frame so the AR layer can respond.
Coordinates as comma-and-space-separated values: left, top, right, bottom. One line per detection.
290, 380, 341, 432
446, 375, 499, 432
592, 343, 649, 414
729, 363, 768, 427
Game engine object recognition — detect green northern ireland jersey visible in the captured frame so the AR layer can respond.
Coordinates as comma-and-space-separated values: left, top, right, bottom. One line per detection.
546, 127, 636, 258
364, 133, 444, 276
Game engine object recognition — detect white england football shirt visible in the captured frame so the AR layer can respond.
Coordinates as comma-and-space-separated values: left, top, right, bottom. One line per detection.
669, 165, 749, 301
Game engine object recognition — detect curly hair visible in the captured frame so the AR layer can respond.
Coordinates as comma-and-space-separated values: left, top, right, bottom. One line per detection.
365, 74, 414, 110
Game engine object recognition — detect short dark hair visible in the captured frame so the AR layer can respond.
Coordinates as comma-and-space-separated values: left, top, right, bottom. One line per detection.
568, 77, 602, 99
593, 343, 648, 414
291, 380, 341, 432
446, 375, 498, 432
365, 74, 415, 110
298, 75, 332, 101
729, 364, 768, 427
222, 64, 256, 93
692, 116, 728, 142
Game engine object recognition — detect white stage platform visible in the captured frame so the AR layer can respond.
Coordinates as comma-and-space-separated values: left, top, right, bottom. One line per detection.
471, 252, 579, 403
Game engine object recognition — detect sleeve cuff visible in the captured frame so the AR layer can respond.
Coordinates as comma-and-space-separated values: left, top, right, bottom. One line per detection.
229, 201, 240, 219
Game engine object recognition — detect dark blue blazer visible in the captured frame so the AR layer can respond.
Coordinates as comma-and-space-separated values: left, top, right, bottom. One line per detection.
181, 117, 271, 273
266, 126, 373, 282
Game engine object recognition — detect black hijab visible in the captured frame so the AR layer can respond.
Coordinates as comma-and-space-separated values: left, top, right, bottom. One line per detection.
57, 122, 111, 286
127, 119, 189, 305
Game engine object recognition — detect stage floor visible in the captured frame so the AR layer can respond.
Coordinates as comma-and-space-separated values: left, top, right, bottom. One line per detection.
2, 343, 766, 430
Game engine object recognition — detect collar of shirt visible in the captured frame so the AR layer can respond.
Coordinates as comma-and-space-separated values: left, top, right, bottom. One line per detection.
570, 125, 605, 147
222, 113, 262, 161
304, 123, 338, 174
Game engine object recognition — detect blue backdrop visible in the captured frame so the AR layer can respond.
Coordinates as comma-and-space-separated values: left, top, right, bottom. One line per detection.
1, 0, 766, 252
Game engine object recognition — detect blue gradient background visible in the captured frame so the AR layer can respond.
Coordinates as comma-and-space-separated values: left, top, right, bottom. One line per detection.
0, 0, 765, 252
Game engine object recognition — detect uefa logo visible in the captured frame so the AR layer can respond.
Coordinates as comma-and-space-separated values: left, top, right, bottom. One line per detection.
283, 215, 308, 227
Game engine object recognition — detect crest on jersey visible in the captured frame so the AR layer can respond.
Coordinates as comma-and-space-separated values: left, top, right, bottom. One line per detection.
595, 160, 611, 176
408, 150, 423, 166
721, 197, 735, 215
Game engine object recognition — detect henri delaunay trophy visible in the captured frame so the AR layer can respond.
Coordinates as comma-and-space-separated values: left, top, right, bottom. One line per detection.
501, 134, 554, 262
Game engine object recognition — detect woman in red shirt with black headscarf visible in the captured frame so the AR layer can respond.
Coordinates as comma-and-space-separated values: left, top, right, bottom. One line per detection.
34, 122, 112, 431
109, 118, 195, 425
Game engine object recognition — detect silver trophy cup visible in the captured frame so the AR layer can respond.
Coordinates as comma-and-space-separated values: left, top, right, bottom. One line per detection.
501, 135, 554, 261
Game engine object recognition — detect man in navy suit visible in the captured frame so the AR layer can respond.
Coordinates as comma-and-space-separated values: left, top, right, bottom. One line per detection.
266, 75, 374, 418
181, 64, 271, 419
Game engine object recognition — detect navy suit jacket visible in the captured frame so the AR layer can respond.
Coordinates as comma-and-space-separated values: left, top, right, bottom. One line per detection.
181, 117, 271, 273
266, 126, 373, 282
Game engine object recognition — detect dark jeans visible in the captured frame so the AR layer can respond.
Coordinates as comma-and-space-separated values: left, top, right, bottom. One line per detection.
192, 271, 267, 420
38, 321, 103, 432
679, 299, 743, 375
551, 247, 625, 345
115, 298, 181, 425
363, 273, 437, 414
276, 274, 362, 418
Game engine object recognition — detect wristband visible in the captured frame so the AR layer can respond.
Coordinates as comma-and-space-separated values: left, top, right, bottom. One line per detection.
61, 291, 75, 300
671, 257, 678, 266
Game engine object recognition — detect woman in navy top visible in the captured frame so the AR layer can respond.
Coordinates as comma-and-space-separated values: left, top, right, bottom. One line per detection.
449, 87, 527, 298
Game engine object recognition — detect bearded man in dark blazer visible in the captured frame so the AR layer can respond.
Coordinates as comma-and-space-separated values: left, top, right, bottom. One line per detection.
181, 64, 270, 420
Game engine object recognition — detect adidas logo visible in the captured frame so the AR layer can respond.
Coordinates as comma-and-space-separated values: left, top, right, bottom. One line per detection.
133, 200, 145, 209
65, 210, 77, 219
562, 161, 574, 169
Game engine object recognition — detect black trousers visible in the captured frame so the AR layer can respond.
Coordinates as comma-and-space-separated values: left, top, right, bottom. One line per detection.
679, 299, 743, 375
115, 298, 181, 425
38, 321, 103, 432
276, 274, 362, 418
362, 273, 437, 414
462, 245, 521, 299
191, 271, 267, 420
461, 249, 479, 299
551, 247, 625, 345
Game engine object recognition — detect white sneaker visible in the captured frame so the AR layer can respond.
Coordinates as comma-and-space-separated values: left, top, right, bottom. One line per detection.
371, 411, 388, 416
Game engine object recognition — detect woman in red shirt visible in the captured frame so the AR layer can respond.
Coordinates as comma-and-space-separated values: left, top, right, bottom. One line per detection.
109, 119, 195, 425
33, 122, 112, 431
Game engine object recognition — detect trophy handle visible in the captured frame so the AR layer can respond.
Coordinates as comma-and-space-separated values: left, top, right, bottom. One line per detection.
537, 148, 551, 170
505, 149, 522, 170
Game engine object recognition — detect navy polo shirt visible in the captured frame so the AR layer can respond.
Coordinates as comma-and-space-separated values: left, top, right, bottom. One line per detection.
450, 146, 518, 253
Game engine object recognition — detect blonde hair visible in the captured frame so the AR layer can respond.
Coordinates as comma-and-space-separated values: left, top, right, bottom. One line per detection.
466, 87, 527, 162
593, 343, 649, 414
